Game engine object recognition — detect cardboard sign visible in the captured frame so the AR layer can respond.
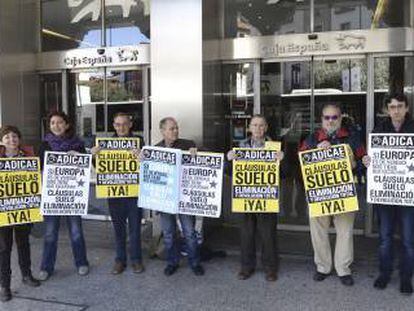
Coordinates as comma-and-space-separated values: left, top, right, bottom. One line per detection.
41, 152, 92, 216
367, 134, 414, 206
232, 147, 280, 213
179, 152, 224, 218
0, 157, 43, 226
299, 144, 359, 218
138, 147, 181, 214
96, 137, 140, 198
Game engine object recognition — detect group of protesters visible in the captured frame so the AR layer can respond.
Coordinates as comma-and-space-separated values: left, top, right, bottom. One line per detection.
0, 92, 413, 302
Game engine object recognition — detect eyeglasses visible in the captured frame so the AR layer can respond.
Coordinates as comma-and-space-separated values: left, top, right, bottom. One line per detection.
113, 123, 130, 127
322, 115, 339, 121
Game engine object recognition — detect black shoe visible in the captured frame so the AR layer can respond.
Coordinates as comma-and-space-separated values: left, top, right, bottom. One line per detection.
192, 265, 205, 276
164, 265, 178, 276
313, 272, 330, 282
400, 280, 413, 295
22, 275, 41, 287
237, 268, 255, 280
339, 275, 354, 286
373, 275, 389, 290
0, 287, 11, 302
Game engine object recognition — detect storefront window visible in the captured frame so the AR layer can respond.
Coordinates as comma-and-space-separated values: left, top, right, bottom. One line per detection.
42, 0, 150, 51
106, 70, 143, 102
224, 0, 310, 38
105, 0, 150, 46
314, 0, 411, 32
42, 0, 103, 51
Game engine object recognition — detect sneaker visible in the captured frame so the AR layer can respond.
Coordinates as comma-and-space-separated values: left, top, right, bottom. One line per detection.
38, 270, 50, 281
265, 271, 277, 282
192, 265, 205, 276
339, 275, 354, 286
237, 268, 254, 280
164, 265, 178, 276
78, 265, 89, 276
313, 272, 330, 282
111, 262, 126, 275
0, 287, 11, 302
22, 275, 41, 287
132, 263, 145, 274
373, 275, 390, 289
400, 280, 413, 295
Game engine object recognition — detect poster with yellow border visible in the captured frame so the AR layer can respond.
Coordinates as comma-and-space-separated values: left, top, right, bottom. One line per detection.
232, 147, 280, 213
0, 157, 43, 227
299, 144, 359, 218
96, 137, 140, 198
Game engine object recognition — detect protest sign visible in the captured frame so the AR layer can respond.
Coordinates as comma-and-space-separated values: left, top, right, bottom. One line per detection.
232, 147, 280, 213
138, 147, 181, 214
96, 137, 140, 198
299, 144, 358, 218
178, 152, 224, 218
367, 133, 414, 206
0, 157, 42, 227
41, 152, 92, 216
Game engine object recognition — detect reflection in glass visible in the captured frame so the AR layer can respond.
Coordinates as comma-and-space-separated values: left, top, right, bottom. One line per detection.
224, 0, 310, 38
221, 63, 255, 147
42, 0, 103, 51
261, 61, 311, 225
106, 70, 143, 102
314, 0, 410, 32
374, 56, 414, 127
105, 0, 150, 46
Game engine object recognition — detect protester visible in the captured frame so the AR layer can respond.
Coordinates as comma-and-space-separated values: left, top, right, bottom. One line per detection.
155, 117, 204, 276
299, 103, 366, 286
227, 115, 283, 282
362, 93, 414, 295
91, 112, 144, 275
0, 126, 41, 302
38, 111, 89, 281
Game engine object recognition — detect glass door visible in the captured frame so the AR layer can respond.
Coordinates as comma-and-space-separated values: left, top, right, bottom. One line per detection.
261, 56, 368, 230
67, 67, 148, 219
261, 60, 311, 226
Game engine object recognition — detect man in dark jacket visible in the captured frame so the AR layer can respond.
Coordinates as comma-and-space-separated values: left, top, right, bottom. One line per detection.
92, 112, 144, 275
363, 93, 414, 295
156, 117, 204, 276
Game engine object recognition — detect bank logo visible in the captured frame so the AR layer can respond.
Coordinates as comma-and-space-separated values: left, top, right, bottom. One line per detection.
336, 34, 366, 51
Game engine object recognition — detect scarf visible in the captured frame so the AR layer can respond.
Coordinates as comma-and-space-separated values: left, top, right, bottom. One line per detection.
44, 133, 84, 152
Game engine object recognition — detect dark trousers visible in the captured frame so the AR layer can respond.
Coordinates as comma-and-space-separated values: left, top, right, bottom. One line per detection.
240, 214, 278, 272
108, 198, 142, 265
376, 206, 414, 281
0, 225, 32, 288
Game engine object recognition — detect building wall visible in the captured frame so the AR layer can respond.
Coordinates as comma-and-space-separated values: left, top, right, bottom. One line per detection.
0, 0, 40, 145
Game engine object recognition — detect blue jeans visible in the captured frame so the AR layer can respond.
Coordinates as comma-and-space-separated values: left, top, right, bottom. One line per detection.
40, 216, 88, 274
108, 198, 142, 265
376, 206, 414, 280
160, 213, 200, 268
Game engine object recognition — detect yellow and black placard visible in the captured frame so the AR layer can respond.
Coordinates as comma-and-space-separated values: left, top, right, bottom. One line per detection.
232, 147, 280, 213
96, 137, 140, 198
299, 144, 359, 218
0, 157, 43, 227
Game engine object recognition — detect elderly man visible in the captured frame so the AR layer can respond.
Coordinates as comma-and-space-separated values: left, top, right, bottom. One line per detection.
156, 117, 204, 276
363, 93, 414, 295
92, 112, 144, 275
299, 103, 366, 286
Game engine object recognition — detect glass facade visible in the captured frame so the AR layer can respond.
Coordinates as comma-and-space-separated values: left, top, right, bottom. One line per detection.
224, 0, 411, 38
224, 0, 311, 37
42, 0, 150, 51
